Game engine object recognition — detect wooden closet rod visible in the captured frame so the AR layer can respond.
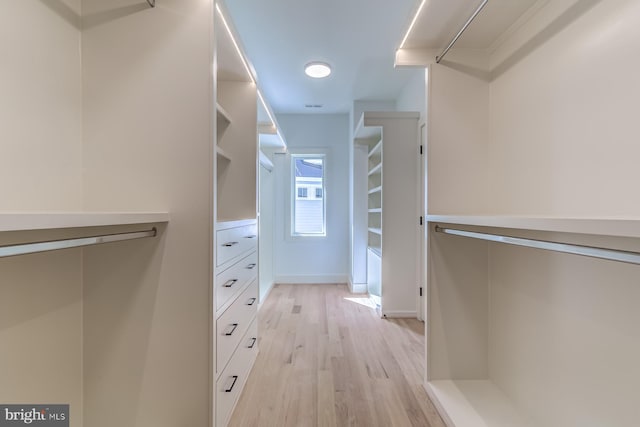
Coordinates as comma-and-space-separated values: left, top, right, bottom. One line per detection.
435, 225, 640, 265
0, 228, 157, 258
436, 0, 488, 63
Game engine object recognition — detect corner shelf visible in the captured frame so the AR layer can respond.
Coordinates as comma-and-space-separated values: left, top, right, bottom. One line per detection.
368, 208, 382, 213
368, 227, 382, 235
368, 186, 382, 194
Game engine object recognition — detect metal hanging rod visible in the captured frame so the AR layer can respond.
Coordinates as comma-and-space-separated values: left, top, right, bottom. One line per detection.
147, 0, 155, 7
436, 0, 488, 63
435, 225, 640, 266
0, 228, 157, 259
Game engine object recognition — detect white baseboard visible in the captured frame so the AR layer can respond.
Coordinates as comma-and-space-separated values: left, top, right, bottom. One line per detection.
382, 310, 417, 318
258, 281, 274, 309
274, 274, 348, 284
348, 282, 367, 294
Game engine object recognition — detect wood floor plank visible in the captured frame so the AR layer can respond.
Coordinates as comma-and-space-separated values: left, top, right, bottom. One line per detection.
227, 284, 445, 427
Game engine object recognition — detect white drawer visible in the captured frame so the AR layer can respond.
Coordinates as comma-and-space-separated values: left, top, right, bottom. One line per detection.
216, 279, 258, 373
216, 317, 258, 427
216, 222, 257, 267
216, 251, 258, 312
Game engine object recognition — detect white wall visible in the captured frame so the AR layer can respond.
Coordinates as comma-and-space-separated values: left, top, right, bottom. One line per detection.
489, 0, 640, 216
0, 0, 82, 210
81, 1, 213, 426
273, 114, 350, 284
259, 153, 275, 301
396, 69, 427, 124
0, 2, 83, 424
429, 64, 490, 214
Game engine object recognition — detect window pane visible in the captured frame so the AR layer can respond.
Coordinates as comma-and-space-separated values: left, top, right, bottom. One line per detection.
293, 156, 325, 235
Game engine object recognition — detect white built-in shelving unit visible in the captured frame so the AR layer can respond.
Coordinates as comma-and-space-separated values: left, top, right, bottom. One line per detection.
354, 111, 420, 317
399, 1, 640, 426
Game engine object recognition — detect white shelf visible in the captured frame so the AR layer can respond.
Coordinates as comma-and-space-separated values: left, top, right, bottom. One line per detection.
368, 162, 382, 176
368, 186, 382, 194
367, 245, 382, 257
216, 146, 232, 161
426, 215, 640, 238
216, 103, 232, 125
425, 380, 532, 427
354, 111, 420, 140
368, 227, 382, 235
368, 208, 382, 213
0, 212, 170, 232
368, 139, 382, 157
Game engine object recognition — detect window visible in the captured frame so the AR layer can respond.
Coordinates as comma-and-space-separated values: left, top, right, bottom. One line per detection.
292, 155, 326, 236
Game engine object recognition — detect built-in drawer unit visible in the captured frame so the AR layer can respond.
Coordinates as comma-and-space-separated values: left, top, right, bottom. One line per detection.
216, 220, 257, 267
216, 278, 258, 373
215, 316, 258, 427
216, 250, 258, 312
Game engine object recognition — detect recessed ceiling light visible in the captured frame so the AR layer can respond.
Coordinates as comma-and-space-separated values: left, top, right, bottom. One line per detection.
304, 62, 331, 79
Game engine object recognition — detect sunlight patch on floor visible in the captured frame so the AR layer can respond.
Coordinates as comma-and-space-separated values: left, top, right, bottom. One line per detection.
344, 297, 377, 309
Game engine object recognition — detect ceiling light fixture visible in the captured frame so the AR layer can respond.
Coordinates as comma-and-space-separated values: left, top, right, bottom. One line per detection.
399, 0, 427, 49
304, 62, 332, 79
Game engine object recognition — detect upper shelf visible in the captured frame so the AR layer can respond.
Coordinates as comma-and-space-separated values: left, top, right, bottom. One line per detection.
0, 212, 170, 233
354, 111, 420, 141
426, 215, 640, 239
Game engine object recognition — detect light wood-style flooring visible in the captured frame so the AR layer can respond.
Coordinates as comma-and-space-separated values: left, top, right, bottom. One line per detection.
228, 283, 445, 427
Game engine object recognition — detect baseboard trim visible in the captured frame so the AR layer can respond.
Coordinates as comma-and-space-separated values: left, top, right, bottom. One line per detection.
275, 274, 348, 284
258, 281, 274, 309
382, 310, 417, 318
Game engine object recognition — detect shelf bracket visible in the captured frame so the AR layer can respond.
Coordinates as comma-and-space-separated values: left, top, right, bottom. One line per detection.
147, 0, 155, 7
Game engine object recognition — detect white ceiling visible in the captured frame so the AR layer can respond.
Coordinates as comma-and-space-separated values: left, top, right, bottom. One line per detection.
224, 0, 422, 114
222, 0, 542, 115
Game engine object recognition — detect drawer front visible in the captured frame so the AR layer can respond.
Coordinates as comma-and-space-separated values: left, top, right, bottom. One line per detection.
216, 317, 258, 427
216, 279, 258, 373
216, 223, 257, 267
216, 251, 258, 312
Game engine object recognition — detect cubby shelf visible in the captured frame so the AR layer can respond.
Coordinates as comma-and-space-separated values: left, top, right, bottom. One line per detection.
368, 163, 382, 176
368, 139, 382, 158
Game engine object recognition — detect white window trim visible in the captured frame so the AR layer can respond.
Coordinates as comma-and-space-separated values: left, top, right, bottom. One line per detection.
288, 150, 328, 238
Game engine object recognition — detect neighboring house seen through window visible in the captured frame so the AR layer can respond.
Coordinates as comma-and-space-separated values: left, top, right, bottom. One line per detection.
292, 155, 326, 236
